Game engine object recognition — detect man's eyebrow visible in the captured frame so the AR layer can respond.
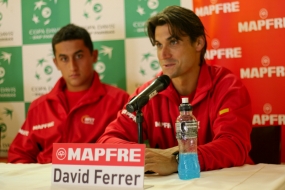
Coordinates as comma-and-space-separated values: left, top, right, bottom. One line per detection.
58, 50, 83, 57
58, 53, 66, 57
169, 35, 181, 40
167, 36, 176, 41
73, 50, 83, 55
154, 36, 177, 44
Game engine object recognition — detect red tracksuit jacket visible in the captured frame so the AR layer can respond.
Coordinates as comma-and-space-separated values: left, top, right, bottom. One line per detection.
97, 63, 253, 171
8, 72, 129, 163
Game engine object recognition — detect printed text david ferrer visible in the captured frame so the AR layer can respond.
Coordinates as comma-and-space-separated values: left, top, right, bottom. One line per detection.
52, 143, 145, 188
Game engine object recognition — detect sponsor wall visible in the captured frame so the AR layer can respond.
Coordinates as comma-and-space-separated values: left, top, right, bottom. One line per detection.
0, 0, 192, 157
193, 0, 285, 161
0, 0, 284, 161
193, 0, 285, 126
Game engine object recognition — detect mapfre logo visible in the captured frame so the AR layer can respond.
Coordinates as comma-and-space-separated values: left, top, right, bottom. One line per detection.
56, 148, 66, 160
81, 115, 95, 125
205, 38, 242, 60
238, 8, 285, 32
155, 121, 172, 129
195, 1, 240, 16
32, 121, 54, 130
52, 143, 145, 166
121, 109, 136, 122
252, 103, 285, 125
240, 55, 285, 79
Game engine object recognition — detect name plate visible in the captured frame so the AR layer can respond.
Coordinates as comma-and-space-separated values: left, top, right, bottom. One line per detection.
52, 143, 145, 190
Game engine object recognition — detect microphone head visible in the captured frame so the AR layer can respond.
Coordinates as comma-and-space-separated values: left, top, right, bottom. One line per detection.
126, 74, 171, 113
156, 75, 171, 89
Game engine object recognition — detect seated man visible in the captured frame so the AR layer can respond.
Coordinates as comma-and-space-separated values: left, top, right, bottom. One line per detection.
8, 24, 129, 163
97, 6, 253, 175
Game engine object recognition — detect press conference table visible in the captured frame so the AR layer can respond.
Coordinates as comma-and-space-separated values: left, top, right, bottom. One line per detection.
0, 163, 285, 190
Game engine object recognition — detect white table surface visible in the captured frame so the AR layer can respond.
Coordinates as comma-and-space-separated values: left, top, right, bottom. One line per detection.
0, 163, 285, 190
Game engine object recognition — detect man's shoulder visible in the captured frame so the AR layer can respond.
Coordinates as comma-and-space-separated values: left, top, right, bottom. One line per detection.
206, 64, 249, 96
101, 83, 129, 99
28, 93, 50, 111
207, 64, 240, 81
102, 83, 128, 94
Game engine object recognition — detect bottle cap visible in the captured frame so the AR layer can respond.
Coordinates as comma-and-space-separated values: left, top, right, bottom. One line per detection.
179, 98, 192, 111
182, 97, 189, 103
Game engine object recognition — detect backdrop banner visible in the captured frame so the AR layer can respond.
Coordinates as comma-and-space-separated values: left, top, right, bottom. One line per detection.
0, 0, 192, 157
0, 0, 284, 159
193, 0, 285, 127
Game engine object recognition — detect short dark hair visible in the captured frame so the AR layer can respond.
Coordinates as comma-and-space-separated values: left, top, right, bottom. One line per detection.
146, 5, 207, 65
52, 24, 93, 55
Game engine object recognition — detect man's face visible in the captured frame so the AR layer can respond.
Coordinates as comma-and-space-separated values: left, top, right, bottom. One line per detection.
154, 24, 201, 79
53, 39, 98, 92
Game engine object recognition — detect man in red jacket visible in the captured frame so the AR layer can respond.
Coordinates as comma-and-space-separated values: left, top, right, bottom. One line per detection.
8, 24, 129, 163
97, 6, 253, 175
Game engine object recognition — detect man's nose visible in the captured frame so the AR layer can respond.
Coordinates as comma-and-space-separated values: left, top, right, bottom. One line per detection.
160, 46, 172, 59
69, 58, 78, 70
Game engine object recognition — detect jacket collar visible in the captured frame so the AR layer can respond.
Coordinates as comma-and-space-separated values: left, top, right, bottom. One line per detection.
159, 63, 213, 106
46, 71, 106, 103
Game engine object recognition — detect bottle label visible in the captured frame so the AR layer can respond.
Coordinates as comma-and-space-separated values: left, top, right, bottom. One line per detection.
175, 121, 198, 139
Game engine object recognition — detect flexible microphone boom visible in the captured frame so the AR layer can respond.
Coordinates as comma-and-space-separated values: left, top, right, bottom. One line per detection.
126, 75, 171, 113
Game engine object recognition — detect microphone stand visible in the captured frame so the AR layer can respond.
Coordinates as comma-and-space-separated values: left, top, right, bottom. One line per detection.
136, 108, 144, 144
133, 97, 145, 144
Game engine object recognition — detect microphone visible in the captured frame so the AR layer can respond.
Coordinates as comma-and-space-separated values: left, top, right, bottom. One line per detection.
126, 75, 171, 113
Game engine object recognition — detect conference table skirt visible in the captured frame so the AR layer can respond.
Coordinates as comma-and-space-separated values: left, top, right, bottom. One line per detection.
0, 163, 285, 190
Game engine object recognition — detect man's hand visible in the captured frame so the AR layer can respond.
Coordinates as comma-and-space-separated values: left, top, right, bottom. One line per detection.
144, 146, 179, 176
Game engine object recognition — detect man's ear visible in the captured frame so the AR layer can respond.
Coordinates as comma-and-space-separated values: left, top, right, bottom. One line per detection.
53, 58, 59, 70
195, 36, 205, 52
92, 50, 98, 63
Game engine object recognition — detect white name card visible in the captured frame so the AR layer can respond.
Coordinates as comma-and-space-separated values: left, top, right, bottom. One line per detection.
52, 143, 145, 190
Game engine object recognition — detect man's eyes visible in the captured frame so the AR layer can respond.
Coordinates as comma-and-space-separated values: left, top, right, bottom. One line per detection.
59, 56, 68, 62
170, 39, 178, 45
155, 39, 179, 48
75, 54, 83, 59
59, 54, 83, 61
155, 43, 162, 48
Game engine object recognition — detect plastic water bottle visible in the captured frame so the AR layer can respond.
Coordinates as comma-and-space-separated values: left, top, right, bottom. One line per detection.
175, 97, 200, 180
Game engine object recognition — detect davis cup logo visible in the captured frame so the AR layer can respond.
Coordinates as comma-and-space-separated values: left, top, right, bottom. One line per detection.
35, 56, 54, 82
0, 51, 12, 84
147, 0, 159, 10
56, 148, 66, 160
0, 67, 5, 84
84, 2, 103, 21
33, 0, 53, 25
